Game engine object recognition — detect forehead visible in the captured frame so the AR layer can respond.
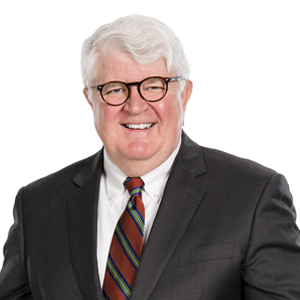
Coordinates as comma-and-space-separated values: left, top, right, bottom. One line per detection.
95, 51, 169, 84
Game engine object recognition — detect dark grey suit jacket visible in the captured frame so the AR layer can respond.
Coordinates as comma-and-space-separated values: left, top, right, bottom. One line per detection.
1, 132, 300, 299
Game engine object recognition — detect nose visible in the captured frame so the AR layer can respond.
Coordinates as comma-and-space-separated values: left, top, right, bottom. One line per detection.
124, 85, 150, 115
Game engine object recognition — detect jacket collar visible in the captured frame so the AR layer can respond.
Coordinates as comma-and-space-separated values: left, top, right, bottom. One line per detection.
66, 149, 103, 299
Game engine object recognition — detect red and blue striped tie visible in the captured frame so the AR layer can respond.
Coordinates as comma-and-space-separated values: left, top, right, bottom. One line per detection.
102, 177, 145, 300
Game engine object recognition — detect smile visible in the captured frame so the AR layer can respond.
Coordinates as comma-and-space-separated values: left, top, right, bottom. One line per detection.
123, 123, 155, 130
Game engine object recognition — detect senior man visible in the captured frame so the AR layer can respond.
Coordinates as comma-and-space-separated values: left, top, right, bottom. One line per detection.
1, 15, 300, 300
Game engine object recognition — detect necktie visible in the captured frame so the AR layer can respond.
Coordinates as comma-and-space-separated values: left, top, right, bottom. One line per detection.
103, 177, 145, 300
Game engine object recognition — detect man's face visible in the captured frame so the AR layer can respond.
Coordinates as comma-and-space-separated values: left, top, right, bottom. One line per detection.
84, 51, 192, 175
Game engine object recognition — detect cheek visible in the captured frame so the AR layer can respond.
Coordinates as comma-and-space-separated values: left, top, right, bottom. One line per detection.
92, 104, 103, 130
93, 103, 120, 133
157, 98, 183, 126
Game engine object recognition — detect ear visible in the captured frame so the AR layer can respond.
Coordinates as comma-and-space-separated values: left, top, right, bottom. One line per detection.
83, 87, 93, 108
180, 80, 193, 125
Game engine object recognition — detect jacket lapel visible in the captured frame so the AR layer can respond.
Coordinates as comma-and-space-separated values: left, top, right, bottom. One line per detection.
131, 132, 208, 300
66, 150, 103, 300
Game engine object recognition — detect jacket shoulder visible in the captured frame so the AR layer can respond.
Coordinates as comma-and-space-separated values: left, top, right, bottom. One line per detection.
23, 151, 101, 195
180, 131, 277, 181
200, 145, 277, 182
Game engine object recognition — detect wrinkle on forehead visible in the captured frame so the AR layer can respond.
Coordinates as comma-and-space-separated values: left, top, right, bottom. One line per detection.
95, 51, 170, 84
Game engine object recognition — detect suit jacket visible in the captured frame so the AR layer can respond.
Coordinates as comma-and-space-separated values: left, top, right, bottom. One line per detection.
1, 132, 300, 300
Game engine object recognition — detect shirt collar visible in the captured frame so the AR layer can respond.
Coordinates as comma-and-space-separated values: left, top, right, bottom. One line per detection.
103, 149, 127, 204
141, 138, 181, 203
103, 137, 181, 204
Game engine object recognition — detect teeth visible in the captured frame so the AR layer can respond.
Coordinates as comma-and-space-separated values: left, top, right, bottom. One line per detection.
125, 123, 153, 129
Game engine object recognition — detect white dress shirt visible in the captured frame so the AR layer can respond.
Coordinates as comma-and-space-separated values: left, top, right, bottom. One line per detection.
97, 140, 181, 287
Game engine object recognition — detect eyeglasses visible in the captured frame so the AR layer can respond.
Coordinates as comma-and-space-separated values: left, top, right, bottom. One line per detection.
90, 76, 185, 106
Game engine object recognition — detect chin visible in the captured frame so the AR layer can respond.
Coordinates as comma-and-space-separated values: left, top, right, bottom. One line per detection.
122, 142, 157, 161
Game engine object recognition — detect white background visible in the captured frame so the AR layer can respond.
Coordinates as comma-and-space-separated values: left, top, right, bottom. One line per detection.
0, 1, 299, 268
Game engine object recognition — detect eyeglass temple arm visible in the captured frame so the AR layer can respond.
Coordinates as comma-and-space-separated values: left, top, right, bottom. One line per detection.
168, 76, 185, 82
90, 86, 99, 90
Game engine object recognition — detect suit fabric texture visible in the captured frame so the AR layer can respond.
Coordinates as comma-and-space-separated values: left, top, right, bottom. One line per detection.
0, 132, 300, 299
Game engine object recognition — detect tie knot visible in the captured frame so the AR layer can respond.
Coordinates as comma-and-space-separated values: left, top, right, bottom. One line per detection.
124, 177, 144, 197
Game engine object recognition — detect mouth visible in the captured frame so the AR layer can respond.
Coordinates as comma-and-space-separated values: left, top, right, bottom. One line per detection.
122, 123, 156, 130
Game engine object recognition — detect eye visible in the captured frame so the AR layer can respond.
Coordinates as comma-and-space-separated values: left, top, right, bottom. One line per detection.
102, 82, 127, 97
142, 78, 166, 92
147, 85, 165, 91
105, 88, 125, 95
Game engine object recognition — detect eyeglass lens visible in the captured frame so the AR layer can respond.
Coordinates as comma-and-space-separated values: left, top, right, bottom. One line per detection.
101, 77, 167, 105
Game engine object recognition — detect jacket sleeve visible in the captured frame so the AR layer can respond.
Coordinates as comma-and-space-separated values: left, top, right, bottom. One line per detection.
242, 173, 300, 299
0, 187, 33, 300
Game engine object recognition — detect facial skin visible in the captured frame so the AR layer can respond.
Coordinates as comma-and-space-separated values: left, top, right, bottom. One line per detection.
84, 51, 192, 177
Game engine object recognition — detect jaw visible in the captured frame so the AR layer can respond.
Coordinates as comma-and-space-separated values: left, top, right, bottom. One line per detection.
102, 123, 181, 177
99, 122, 161, 167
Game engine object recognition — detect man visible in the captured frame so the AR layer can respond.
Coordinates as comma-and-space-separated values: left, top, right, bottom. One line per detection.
0, 14, 300, 300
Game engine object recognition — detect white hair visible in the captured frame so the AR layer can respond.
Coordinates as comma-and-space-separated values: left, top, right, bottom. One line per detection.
81, 15, 190, 93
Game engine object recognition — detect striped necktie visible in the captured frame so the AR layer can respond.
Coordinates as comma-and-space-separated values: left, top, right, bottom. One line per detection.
102, 177, 145, 300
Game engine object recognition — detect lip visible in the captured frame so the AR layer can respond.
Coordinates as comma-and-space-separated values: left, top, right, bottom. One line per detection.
121, 123, 157, 130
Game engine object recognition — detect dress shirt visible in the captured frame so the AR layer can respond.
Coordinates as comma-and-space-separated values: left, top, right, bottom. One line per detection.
97, 140, 181, 288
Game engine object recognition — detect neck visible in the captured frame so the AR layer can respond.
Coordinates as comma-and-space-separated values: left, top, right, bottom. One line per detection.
108, 154, 169, 178
105, 142, 181, 178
